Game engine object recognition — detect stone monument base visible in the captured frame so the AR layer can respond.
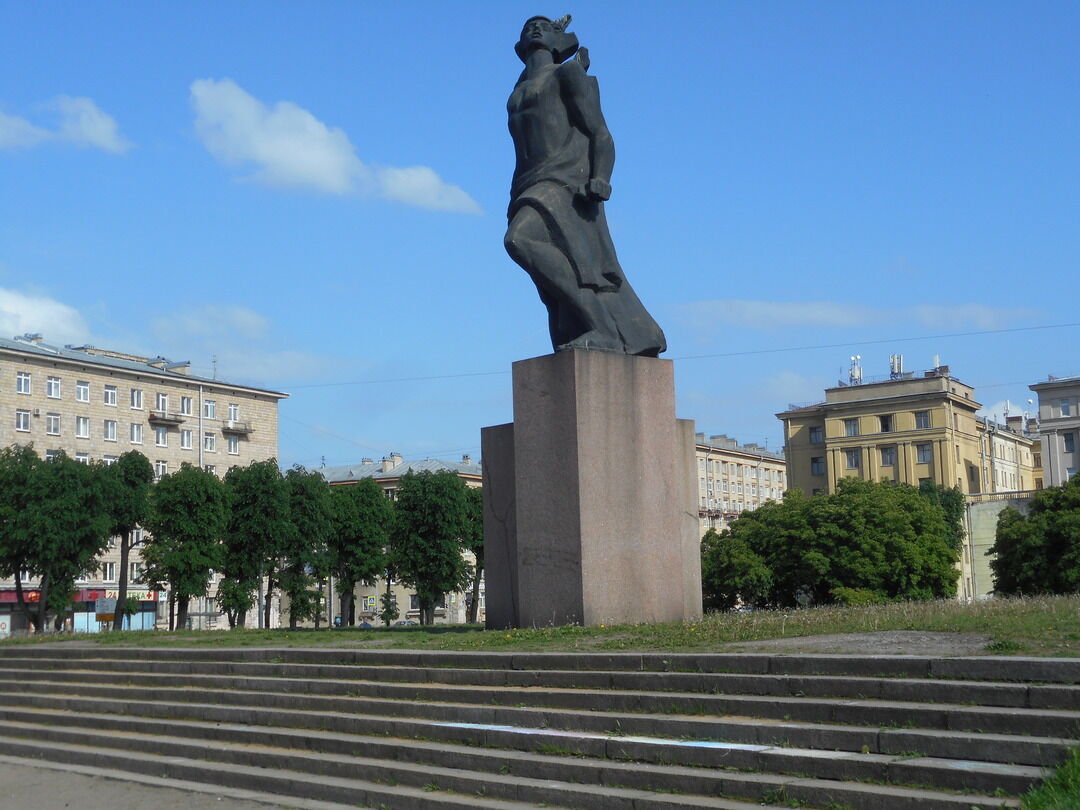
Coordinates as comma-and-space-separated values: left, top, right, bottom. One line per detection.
482, 350, 701, 629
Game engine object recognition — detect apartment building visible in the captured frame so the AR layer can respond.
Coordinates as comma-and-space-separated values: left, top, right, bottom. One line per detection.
777, 362, 1037, 497
1029, 375, 1080, 487
321, 453, 483, 625
0, 333, 287, 634
695, 433, 786, 534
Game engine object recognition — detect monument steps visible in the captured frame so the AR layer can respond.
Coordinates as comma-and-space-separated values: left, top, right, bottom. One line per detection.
0, 647, 1074, 809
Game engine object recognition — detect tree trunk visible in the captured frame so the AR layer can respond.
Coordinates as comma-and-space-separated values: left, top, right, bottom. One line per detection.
176, 596, 190, 630
35, 575, 51, 634
236, 608, 246, 628
263, 574, 275, 629
168, 590, 175, 631
226, 609, 237, 629
13, 576, 37, 634
112, 530, 131, 632
314, 580, 323, 629
467, 564, 483, 624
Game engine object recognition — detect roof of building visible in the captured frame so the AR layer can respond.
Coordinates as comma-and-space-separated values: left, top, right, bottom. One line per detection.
1030, 375, 1080, 391
0, 334, 288, 397
320, 455, 482, 485
695, 432, 785, 461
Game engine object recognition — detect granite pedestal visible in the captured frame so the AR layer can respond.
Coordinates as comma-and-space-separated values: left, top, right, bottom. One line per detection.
482, 350, 701, 629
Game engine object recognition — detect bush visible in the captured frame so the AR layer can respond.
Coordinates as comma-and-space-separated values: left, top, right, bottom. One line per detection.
700, 529, 771, 612
991, 475, 1080, 595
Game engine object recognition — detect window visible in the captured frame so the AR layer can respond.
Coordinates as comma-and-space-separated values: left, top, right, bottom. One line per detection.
130, 423, 143, 444
228, 403, 239, 421
810, 457, 826, 475
104, 455, 118, 466
154, 426, 168, 447
132, 527, 143, 546
76, 415, 90, 439
15, 410, 30, 432
1062, 399, 1073, 417
808, 426, 823, 444
180, 429, 192, 450
844, 418, 859, 437
204, 464, 216, 475
130, 388, 143, 409
180, 396, 192, 416
227, 434, 239, 455
16, 371, 31, 394
916, 443, 932, 464
130, 562, 144, 584
1065, 433, 1076, 454
203, 400, 216, 419
75, 452, 89, 464
104, 385, 118, 406
46, 376, 61, 398
154, 460, 167, 480
104, 420, 117, 441
845, 449, 860, 469
204, 432, 216, 452
76, 380, 90, 402
880, 446, 897, 466
155, 392, 168, 412
46, 413, 61, 435
879, 414, 893, 433
45, 449, 59, 460
914, 410, 931, 430
102, 562, 116, 581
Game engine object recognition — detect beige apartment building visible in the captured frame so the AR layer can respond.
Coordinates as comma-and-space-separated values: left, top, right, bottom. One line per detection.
1030, 375, 1080, 487
0, 333, 287, 635
695, 433, 786, 534
321, 453, 483, 625
777, 364, 1038, 497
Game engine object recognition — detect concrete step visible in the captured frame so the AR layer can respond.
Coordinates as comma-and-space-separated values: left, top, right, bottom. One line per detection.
5, 657, 1079, 709
4, 645, 1079, 683
3, 688, 1070, 769
0, 706, 1051, 797
0, 717, 1033, 809
6, 673, 1079, 739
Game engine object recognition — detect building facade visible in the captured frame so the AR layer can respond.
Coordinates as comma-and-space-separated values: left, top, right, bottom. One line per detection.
695, 433, 786, 534
0, 334, 287, 635
1029, 376, 1080, 487
321, 453, 483, 625
777, 364, 1038, 497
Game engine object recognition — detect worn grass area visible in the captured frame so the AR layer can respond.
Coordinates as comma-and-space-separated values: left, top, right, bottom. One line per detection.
4, 594, 1080, 655
1021, 746, 1080, 809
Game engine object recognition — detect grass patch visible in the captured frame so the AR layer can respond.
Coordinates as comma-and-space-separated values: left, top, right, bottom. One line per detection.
1021, 747, 1080, 809
4, 595, 1080, 657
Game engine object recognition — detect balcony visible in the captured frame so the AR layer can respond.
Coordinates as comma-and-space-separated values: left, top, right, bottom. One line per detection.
148, 410, 185, 427
221, 420, 253, 435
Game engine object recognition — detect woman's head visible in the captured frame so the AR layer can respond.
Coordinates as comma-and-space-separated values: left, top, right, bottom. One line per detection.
515, 15, 579, 64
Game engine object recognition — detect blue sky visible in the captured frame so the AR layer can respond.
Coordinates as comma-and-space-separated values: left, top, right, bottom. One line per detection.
2, 1, 1077, 468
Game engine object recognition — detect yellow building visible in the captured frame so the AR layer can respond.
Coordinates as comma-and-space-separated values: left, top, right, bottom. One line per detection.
777, 364, 1039, 497
695, 433, 786, 534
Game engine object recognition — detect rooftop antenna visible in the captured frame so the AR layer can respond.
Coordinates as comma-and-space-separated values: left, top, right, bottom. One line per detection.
889, 353, 904, 380
212, 354, 218, 380
849, 355, 863, 386
932, 353, 941, 369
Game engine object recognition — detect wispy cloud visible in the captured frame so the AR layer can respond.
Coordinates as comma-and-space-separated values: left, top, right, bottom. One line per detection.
0, 97, 131, 153
190, 78, 480, 213
681, 299, 1038, 335
0, 287, 91, 345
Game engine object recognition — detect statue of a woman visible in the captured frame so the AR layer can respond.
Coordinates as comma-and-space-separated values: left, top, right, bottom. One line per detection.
504, 15, 667, 357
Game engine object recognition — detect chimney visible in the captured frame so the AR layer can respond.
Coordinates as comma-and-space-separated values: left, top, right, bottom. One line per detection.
389, 452, 403, 468
461, 454, 472, 465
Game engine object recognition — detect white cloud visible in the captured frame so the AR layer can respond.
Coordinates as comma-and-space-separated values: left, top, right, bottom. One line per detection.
190, 78, 479, 213
154, 304, 269, 343
0, 111, 50, 148
50, 96, 132, 153
682, 299, 1038, 334
0, 287, 91, 345
0, 98, 131, 152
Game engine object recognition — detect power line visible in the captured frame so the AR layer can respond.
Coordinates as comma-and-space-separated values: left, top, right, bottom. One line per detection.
284, 321, 1080, 391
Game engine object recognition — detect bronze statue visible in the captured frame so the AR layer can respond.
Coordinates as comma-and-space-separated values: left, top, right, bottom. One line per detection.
505, 15, 667, 357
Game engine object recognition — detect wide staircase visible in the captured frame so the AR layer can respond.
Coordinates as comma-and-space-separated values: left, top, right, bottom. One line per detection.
0, 645, 1076, 809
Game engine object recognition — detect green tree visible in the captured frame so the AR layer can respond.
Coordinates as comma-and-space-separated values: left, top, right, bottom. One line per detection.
280, 466, 334, 629
142, 464, 227, 630
990, 475, 1080, 595
328, 479, 391, 626
221, 460, 290, 628
724, 479, 959, 607
0, 448, 113, 632
390, 471, 471, 625
700, 528, 771, 612
102, 451, 154, 631
462, 487, 484, 624
918, 481, 967, 551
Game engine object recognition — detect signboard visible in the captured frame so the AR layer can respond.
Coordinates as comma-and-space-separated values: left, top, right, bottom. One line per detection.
95, 597, 117, 623
105, 589, 156, 601
0, 617, 9, 638
363, 595, 377, 611
0, 590, 40, 603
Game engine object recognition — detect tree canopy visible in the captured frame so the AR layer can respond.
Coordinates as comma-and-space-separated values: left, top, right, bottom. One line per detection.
280, 465, 334, 628
328, 478, 391, 626
704, 479, 961, 609
991, 474, 1080, 595
102, 451, 154, 631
